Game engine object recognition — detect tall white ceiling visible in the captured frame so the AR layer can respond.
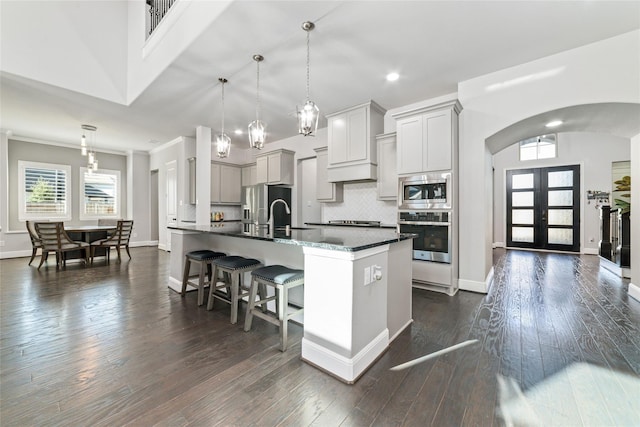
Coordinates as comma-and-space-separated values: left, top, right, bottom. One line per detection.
1, 0, 639, 153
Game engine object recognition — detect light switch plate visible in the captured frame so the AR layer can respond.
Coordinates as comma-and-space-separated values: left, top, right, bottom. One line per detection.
364, 266, 371, 286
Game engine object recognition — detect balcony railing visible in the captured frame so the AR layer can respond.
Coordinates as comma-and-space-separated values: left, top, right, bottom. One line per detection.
146, 0, 176, 36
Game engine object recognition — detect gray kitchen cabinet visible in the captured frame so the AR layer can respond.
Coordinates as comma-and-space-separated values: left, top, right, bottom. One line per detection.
255, 149, 295, 185
393, 99, 461, 175
326, 100, 385, 182
376, 132, 397, 200
314, 147, 343, 202
241, 163, 257, 187
211, 162, 241, 204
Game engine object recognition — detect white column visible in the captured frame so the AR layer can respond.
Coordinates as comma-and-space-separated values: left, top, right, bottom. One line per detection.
196, 126, 211, 225
629, 133, 640, 302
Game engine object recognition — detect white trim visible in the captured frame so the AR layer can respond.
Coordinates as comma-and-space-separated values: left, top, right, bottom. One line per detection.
157, 243, 169, 251
301, 328, 389, 384
79, 167, 121, 220
628, 283, 640, 303
493, 241, 505, 248
0, 249, 32, 259
389, 319, 413, 343
18, 160, 72, 221
302, 244, 389, 261
459, 266, 494, 294
583, 248, 599, 255
600, 256, 631, 279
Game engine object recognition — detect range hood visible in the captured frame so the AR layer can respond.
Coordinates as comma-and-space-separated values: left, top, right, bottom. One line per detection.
325, 100, 385, 183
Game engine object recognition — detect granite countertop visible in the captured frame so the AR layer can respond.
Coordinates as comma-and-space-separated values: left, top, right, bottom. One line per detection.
305, 222, 397, 229
169, 223, 414, 252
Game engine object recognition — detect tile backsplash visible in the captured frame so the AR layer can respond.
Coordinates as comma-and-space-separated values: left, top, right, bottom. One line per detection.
322, 181, 397, 225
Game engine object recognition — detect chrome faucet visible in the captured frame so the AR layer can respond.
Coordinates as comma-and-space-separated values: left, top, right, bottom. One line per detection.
268, 198, 291, 235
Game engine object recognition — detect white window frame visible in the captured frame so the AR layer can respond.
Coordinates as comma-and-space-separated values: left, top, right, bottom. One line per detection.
519, 134, 557, 161
79, 167, 121, 220
18, 160, 72, 221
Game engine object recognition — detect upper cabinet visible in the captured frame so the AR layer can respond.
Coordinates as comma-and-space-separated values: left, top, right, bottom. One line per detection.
393, 99, 461, 175
255, 149, 295, 185
211, 162, 241, 204
241, 163, 257, 187
326, 100, 385, 182
314, 147, 343, 202
376, 133, 397, 200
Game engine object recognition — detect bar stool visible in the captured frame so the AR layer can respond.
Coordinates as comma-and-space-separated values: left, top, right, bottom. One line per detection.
181, 250, 226, 306
244, 265, 304, 352
206, 256, 262, 324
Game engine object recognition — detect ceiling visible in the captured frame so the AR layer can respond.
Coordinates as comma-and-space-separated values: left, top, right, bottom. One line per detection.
2, 1, 640, 154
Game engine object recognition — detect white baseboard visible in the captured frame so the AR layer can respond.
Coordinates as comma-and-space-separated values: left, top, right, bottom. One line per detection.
158, 243, 168, 251
600, 256, 631, 279
0, 249, 32, 259
583, 248, 599, 255
493, 242, 505, 248
130, 241, 158, 248
302, 328, 389, 384
0, 242, 158, 260
458, 267, 493, 294
628, 283, 640, 302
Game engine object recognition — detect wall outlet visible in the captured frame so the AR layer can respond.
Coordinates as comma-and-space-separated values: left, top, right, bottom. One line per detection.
364, 266, 371, 286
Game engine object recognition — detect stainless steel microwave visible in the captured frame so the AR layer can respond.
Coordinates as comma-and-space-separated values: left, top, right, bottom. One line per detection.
398, 172, 451, 210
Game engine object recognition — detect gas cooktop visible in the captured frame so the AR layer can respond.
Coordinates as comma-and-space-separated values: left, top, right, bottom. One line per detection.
328, 220, 381, 227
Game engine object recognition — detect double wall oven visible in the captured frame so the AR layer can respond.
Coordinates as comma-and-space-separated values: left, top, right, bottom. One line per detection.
398, 173, 452, 264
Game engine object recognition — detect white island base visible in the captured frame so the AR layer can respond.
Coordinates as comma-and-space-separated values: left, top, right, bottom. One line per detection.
301, 240, 413, 383
167, 226, 413, 384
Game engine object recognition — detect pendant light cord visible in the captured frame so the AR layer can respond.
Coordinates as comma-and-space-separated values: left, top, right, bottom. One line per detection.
221, 81, 225, 134
306, 29, 311, 102
256, 60, 261, 120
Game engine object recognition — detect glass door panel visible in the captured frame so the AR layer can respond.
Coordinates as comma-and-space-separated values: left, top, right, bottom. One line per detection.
507, 165, 580, 252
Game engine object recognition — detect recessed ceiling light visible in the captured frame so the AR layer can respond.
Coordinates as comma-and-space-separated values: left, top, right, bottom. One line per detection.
545, 120, 563, 128
386, 72, 399, 82
234, 129, 243, 135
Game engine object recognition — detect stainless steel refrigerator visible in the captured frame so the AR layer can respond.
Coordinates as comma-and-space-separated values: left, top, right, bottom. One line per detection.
242, 185, 292, 230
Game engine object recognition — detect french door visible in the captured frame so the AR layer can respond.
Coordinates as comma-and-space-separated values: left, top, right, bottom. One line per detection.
506, 165, 580, 252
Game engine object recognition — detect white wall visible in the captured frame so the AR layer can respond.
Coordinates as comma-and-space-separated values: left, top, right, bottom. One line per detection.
1, 1, 128, 104
457, 30, 640, 292
492, 132, 630, 253
127, 1, 231, 103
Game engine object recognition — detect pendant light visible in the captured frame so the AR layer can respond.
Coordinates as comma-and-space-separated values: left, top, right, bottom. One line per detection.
297, 21, 319, 136
216, 78, 231, 158
248, 54, 266, 149
81, 124, 98, 172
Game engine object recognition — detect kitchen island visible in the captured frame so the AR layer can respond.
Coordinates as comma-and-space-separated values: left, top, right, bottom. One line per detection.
168, 223, 414, 383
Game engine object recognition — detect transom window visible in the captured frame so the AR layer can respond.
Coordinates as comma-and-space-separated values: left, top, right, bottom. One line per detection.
18, 161, 71, 221
519, 134, 557, 161
79, 168, 120, 220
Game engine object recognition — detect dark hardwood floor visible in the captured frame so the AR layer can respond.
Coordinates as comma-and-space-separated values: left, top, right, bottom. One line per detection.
1, 247, 638, 426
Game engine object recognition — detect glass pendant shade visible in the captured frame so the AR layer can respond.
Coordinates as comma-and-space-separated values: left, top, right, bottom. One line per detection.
88, 152, 95, 164
297, 100, 319, 136
92, 159, 98, 171
216, 78, 231, 158
81, 144, 87, 156
248, 119, 266, 149
81, 124, 98, 169
216, 133, 231, 158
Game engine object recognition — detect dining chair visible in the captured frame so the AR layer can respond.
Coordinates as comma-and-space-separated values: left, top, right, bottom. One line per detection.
90, 220, 134, 264
98, 218, 118, 237
25, 220, 45, 266
34, 222, 90, 269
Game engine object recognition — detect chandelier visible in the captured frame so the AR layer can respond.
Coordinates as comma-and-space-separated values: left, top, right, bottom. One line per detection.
248, 54, 266, 149
80, 124, 98, 172
297, 21, 319, 136
215, 78, 231, 158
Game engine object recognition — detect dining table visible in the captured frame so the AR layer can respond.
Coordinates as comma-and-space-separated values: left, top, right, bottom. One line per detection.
63, 225, 117, 260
